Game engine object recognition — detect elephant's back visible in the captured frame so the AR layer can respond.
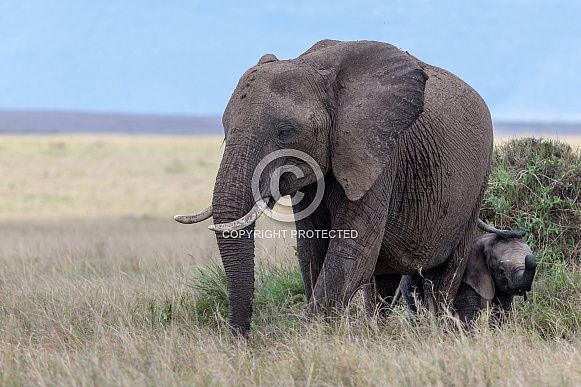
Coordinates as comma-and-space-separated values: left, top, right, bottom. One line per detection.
378, 63, 493, 274
419, 62, 493, 195
420, 62, 493, 144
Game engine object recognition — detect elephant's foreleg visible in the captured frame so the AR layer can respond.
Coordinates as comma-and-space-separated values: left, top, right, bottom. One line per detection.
453, 282, 487, 325
491, 293, 514, 325
309, 185, 389, 314
293, 185, 331, 303
295, 222, 330, 304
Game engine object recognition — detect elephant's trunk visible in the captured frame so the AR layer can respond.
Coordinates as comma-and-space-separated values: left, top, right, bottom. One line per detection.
211, 145, 261, 337
509, 254, 537, 292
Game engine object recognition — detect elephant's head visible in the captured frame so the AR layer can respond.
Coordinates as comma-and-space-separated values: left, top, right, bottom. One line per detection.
176, 40, 428, 335
462, 232, 537, 301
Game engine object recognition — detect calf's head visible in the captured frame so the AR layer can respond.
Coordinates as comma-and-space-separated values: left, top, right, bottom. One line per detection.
462, 233, 537, 300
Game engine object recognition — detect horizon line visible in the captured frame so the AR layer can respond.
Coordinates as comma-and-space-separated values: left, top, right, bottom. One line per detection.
1, 108, 580, 126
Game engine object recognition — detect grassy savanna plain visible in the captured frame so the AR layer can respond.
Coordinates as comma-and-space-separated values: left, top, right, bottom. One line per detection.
0, 134, 580, 385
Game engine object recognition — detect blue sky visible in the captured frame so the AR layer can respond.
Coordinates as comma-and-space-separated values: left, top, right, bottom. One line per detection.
1, 1, 580, 122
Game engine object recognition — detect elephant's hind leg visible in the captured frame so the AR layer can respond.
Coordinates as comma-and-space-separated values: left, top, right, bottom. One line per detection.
364, 274, 401, 316
422, 218, 478, 315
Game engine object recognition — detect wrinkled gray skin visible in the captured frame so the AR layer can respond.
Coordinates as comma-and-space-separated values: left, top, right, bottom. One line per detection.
396, 231, 536, 325
185, 40, 493, 336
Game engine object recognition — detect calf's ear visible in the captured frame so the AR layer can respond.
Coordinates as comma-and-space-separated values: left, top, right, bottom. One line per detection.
463, 235, 495, 300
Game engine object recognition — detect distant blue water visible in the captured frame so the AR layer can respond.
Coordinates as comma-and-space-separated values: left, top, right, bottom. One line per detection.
0, 110, 579, 136
493, 122, 581, 137
0, 111, 223, 135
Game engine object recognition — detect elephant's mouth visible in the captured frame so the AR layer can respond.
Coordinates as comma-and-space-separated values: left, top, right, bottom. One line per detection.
512, 289, 528, 301
501, 286, 528, 300
265, 196, 278, 211
506, 282, 531, 295
277, 168, 318, 197
506, 254, 536, 298
502, 286, 525, 295
505, 269, 533, 298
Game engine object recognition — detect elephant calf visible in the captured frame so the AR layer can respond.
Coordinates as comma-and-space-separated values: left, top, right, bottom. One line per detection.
396, 224, 537, 325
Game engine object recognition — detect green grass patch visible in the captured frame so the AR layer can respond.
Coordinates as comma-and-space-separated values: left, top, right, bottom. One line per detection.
515, 263, 581, 339
188, 262, 307, 333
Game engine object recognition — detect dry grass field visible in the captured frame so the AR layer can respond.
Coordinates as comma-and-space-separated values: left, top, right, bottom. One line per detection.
495, 134, 581, 149
1, 134, 580, 385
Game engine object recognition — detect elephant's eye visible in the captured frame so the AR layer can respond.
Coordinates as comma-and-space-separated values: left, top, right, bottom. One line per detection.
279, 128, 292, 137
277, 124, 295, 140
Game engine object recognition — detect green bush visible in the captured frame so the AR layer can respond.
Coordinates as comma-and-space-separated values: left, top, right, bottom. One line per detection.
481, 137, 581, 265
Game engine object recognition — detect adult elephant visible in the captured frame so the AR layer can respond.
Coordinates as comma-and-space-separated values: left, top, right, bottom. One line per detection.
175, 40, 493, 336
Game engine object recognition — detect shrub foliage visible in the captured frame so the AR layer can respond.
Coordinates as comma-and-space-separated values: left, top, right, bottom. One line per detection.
481, 137, 581, 265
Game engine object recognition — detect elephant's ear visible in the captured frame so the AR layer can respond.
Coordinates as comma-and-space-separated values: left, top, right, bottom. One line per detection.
463, 234, 495, 300
301, 40, 428, 201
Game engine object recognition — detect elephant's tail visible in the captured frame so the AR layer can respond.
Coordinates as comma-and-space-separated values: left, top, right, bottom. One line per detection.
477, 219, 526, 239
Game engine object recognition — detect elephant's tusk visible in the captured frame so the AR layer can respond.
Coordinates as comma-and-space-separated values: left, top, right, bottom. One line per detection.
208, 198, 269, 232
174, 205, 213, 224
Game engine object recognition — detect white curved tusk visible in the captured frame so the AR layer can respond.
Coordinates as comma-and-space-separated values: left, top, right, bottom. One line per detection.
208, 198, 269, 232
174, 205, 213, 224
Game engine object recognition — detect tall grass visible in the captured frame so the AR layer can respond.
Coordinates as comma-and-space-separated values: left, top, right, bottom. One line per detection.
0, 135, 223, 217
0, 135, 580, 385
